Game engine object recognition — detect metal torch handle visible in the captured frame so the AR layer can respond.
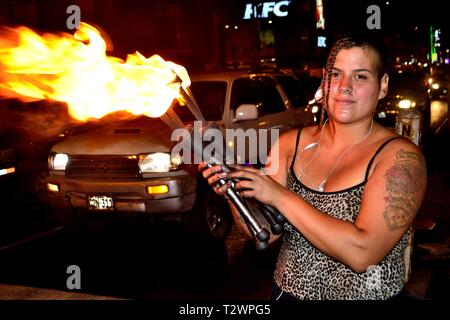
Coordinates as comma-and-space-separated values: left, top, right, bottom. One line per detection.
260, 203, 285, 224
217, 163, 285, 229
215, 162, 285, 225
225, 187, 270, 243
256, 202, 284, 235
207, 163, 270, 243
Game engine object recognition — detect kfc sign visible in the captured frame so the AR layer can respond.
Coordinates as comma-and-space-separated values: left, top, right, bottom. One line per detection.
243, 1, 291, 20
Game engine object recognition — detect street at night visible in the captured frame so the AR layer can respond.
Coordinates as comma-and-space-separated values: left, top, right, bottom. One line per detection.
0, 217, 278, 300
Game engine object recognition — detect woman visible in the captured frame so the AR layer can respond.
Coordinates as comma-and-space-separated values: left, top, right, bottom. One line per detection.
200, 34, 427, 300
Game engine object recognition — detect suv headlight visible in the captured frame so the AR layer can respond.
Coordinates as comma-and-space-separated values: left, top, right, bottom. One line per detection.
49, 153, 69, 171
138, 152, 182, 173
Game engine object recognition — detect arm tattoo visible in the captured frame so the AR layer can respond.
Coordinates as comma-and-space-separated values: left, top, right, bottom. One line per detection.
383, 149, 426, 230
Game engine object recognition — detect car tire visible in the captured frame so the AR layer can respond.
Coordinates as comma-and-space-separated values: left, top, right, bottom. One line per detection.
182, 178, 233, 247
33, 170, 49, 206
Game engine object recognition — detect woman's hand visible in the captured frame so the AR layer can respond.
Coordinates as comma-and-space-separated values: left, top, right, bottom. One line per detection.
198, 162, 232, 198
226, 164, 287, 208
199, 162, 288, 207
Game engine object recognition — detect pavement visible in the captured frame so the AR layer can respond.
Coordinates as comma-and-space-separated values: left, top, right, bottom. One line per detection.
0, 283, 122, 300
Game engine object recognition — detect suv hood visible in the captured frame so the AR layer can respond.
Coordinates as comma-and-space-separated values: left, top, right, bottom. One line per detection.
52, 117, 175, 155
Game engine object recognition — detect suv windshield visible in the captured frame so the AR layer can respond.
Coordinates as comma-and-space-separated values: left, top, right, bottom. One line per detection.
230, 76, 285, 116
274, 75, 308, 108
188, 81, 227, 121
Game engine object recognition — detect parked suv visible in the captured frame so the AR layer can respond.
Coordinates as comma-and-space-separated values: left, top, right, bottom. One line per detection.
45, 71, 315, 246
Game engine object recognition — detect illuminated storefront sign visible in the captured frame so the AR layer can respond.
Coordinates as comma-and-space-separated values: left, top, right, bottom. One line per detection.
430, 26, 441, 63
243, 1, 291, 20
316, 0, 325, 30
317, 36, 326, 47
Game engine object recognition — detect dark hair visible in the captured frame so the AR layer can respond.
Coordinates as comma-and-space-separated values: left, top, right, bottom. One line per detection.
318, 32, 387, 128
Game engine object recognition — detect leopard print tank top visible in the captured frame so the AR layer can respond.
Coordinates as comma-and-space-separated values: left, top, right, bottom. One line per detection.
273, 129, 410, 300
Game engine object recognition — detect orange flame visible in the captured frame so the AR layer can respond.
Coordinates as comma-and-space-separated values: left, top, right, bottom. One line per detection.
0, 23, 190, 121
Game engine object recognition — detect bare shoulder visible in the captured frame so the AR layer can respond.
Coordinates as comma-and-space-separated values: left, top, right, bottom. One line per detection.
375, 133, 426, 167
369, 123, 424, 164
277, 125, 319, 157
276, 128, 299, 157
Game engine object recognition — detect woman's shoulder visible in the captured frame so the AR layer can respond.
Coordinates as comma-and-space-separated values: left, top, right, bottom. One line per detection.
376, 125, 422, 151
277, 125, 319, 154
278, 125, 320, 142
370, 125, 425, 167
363, 125, 426, 185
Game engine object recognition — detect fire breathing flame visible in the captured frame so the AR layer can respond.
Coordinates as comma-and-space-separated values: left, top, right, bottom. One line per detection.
0, 22, 190, 121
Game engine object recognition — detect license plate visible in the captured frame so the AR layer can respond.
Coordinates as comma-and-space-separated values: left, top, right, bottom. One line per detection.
88, 195, 114, 210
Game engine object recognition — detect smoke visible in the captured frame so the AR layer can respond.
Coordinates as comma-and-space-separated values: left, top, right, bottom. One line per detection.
0, 98, 157, 146
0, 99, 74, 141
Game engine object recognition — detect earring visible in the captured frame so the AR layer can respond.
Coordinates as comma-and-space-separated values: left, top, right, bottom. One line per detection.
314, 87, 323, 102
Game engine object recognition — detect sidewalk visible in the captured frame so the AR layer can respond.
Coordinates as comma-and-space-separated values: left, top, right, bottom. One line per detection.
0, 283, 123, 300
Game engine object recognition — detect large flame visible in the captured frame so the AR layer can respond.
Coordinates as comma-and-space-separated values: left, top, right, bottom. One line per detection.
0, 23, 190, 121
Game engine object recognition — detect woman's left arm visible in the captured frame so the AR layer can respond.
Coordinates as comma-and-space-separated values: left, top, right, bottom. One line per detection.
229, 140, 427, 273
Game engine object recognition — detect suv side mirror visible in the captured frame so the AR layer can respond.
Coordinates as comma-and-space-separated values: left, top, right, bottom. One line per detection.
233, 104, 259, 122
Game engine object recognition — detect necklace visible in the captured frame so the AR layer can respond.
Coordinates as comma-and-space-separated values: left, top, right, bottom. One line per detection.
297, 119, 374, 192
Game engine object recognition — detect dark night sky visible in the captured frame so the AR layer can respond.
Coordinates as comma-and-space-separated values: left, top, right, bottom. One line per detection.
226, 0, 450, 57
1, 0, 449, 70
325, 0, 449, 45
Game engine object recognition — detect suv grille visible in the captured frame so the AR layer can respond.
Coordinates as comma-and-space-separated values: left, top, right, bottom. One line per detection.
67, 155, 140, 179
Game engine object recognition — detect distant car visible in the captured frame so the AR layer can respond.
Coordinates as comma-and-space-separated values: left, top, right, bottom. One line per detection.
0, 144, 16, 195
428, 73, 448, 100
44, 71, 315, 246
0, 100, 70, 207
0, 101, 20, 198
0, 139, 19, 245
375, 71, 431, 130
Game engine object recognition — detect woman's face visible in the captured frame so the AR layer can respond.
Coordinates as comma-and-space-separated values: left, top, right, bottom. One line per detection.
326, 47, 388, 124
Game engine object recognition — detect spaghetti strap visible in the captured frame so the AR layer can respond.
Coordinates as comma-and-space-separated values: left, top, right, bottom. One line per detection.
364, 136, 402, 182
290, 128, 302, 171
